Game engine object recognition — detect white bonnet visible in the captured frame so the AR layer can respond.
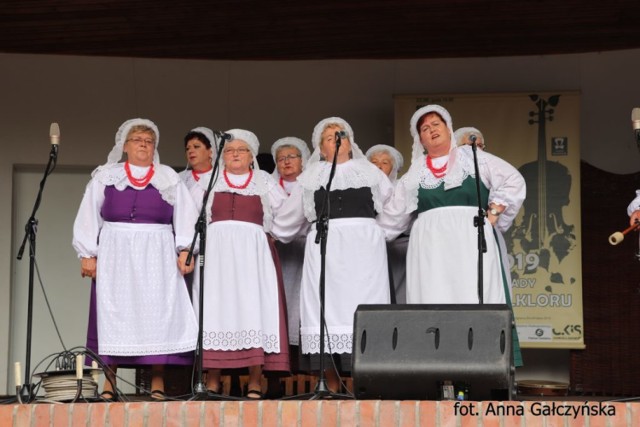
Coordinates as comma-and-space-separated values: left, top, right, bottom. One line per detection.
365, 144, 404, 171
271, 137, 311, 166
308, 117, 365, 164
311, 117, 355, 149
189, 127, 217, 152
226, 129, 259, 157
106, 118, 160, 165
454, 126, 484, 148
409, 105, 455, 163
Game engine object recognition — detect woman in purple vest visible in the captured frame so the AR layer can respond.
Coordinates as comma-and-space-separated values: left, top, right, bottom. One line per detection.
72, 118, 199, 401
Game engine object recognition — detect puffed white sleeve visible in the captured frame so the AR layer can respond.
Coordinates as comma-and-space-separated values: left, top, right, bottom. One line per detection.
267, 178, 289, 217
72, 179, 106, 258
479, 151, 526, 233
270, 184, 311, 243
376, 178, 414, 241
627, 190, 640, 216
173, 181, 199, 253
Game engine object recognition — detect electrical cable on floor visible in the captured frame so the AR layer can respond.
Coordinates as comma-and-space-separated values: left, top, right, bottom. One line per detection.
39, 374, 98, 402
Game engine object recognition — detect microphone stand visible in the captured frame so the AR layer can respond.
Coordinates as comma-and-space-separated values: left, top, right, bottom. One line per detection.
15, 143, 58, 403
186, 136, 241, 401
470, 141, 487, 304
287, 132, 352, 400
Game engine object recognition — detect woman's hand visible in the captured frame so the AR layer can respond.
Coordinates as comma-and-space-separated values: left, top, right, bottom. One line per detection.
177, 251, 194, 275
487, 204, 505, 226
80, 257, 97, 279
630, 210, 640, 227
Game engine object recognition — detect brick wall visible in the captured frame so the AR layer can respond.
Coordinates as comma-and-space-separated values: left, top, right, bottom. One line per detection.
1, 400, 638, 426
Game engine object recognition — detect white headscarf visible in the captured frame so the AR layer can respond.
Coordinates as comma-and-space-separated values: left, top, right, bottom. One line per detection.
182, 126, 218, 172
91, 118, 180, 205
270, 136, 311, 180
222, 128, 260, 170
298, 117, 385, 221
307, 117, 366, 165
365, 144, 404, 181
102, 118, 160, 168
401, 105, 470, 213
191, 126, 218, 156
408, 105, 455, 163
454, 127, 485, 149
204, 128, 280, 231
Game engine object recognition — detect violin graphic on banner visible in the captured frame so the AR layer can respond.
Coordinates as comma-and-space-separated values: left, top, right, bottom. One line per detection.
510, 94, 576, 285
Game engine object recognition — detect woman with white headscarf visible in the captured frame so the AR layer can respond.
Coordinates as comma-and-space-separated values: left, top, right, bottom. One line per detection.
454, 126, 486, 150
72, 118, 199, 401
628, 191, 640, 226
381, 105, 525, 364
365, 144, 404, 182
273, 117, 394, 392
200, 129, 289, 399
270, 137, 310, 350
179, 127, 217, 207
178, 127, 217, 300
271, 136, 311, 195
365, 144, 408, 303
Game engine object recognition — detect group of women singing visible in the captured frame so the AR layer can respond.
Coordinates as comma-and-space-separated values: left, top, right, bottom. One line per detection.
72, 104, 526, 400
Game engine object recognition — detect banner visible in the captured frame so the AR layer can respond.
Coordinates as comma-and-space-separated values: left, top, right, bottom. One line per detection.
394, 92, 584, 349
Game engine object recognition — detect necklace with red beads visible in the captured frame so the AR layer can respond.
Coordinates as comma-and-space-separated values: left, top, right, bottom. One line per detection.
124, 161, 154, 187
279, 177, 295, 195
426, 155, 447, 178
223, 169, 253, 189
191, 166, 212, 182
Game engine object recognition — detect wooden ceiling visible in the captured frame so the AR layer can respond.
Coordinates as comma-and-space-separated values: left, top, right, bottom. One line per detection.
1, 1, 640, 61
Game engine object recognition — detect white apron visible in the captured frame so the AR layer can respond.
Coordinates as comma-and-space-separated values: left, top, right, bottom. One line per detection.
200, 220, 281, 353
300, 217, 390, 355
96, 222, 198, 355
406, 206, 506, 304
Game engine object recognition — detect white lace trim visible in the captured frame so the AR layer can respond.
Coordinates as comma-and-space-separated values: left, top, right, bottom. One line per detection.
91, 163, 179, 205
203, 329, 280, 353
203, 169, 276, 232
300, 333, 353, 355
178, 169, 196, 191
401, 147, 489, 213
297, 159, 384, 222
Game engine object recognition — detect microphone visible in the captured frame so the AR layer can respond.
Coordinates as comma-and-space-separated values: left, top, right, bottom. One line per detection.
469, 134, 477, 145
50, 123, 60, 145
335, 130, 347, 147
214, 131, 234, 141
49, 122, 60, 158
632, 108, 640, 148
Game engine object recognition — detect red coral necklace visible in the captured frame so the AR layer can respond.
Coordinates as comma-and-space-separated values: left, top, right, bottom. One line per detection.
223, 169, 253, 189
191, 166, 212, 182
426, 155, 447, 178
125, 161, 154, 187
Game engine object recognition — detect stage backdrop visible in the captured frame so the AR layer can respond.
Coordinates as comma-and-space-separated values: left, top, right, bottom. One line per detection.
394, 92, 583, 349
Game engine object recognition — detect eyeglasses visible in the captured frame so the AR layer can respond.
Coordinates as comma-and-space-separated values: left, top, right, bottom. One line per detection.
223, 148, 251, 155
127, 137, 155, 145
276, 154, 302, 163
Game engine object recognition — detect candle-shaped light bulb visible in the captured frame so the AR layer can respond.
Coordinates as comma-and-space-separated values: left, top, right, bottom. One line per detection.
14, 362, 22, 387
76, 354, 84, 380
91, 360, 99, 383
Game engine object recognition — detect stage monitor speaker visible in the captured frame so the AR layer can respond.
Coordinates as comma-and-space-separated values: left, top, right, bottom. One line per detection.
352, 304, 515, 400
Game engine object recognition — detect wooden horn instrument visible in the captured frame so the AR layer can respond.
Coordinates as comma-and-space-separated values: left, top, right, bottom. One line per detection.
609, 223, 640, 245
